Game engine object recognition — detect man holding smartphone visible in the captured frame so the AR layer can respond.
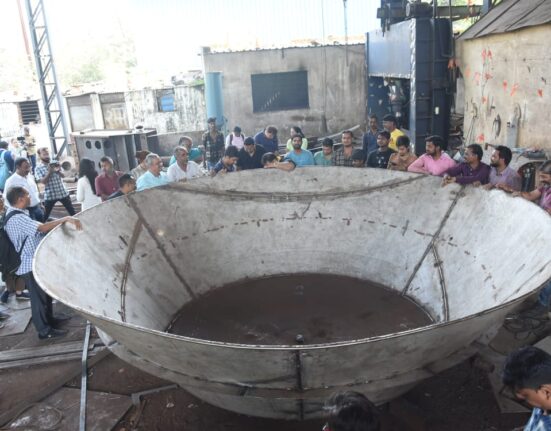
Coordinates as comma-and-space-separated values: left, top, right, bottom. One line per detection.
34, 148, 76, 221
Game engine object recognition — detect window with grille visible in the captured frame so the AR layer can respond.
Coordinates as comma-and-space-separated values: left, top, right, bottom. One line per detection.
18, 100, 40, 124
251, 71, 309, 113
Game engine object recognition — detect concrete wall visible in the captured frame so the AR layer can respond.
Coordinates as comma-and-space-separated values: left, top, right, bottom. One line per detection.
0, 101, 49, 149
125, 86, 206, 134
203, 45, 366, 139
457, 25, 551, 149
66, 86, 207, 136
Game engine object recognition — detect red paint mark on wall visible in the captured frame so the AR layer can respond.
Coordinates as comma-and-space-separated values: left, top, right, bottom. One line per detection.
538, 89, 544, 97
476, 134, 485, 143
465, 66, 471, 78
487, 50, 493, 60
481, 49, 487, 61
502, 80, 508, 91
510, 83, 520, 97
484, 73, 493, 81
474, 72, 481, 85
482, 96, 488, 104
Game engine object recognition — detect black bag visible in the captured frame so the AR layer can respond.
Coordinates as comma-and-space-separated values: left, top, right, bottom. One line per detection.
0, 210, 28, 275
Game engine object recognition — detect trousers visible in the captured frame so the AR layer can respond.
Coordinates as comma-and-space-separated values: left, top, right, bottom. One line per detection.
23, 272, 53, 336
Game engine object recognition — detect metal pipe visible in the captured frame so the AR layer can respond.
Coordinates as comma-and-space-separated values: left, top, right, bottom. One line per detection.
79, 321, 91, 431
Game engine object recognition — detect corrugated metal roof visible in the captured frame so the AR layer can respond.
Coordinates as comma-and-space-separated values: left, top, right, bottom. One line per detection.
459, 0, 551, 40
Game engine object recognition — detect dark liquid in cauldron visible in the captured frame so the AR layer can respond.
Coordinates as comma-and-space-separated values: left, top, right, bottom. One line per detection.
168, 274, 432, 345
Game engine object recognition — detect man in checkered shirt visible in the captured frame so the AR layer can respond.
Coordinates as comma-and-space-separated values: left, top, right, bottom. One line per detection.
4, 186, 82, 339
34, 147, 76, 221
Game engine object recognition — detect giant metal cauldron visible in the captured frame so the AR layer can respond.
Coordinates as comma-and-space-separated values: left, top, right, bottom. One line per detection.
34, 168, 551, 419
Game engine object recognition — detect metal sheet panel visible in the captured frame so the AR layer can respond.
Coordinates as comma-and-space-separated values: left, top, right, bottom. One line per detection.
367, 20, 413, 78
34, 168, 551, 419
460, 0, 551, 40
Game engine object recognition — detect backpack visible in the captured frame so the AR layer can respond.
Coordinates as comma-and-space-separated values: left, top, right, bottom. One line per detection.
0, 210, 28, 275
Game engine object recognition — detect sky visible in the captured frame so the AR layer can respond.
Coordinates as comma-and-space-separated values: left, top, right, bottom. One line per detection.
0, 0, 379, 90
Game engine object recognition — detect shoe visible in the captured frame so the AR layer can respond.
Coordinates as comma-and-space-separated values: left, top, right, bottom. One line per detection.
38, 328, 67, 340
15, 291, 31, 301
0, 311, 10, 320
0, 290, 9, 304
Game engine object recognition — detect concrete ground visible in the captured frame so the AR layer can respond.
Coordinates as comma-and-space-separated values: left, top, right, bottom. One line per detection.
0, 298, 543, 431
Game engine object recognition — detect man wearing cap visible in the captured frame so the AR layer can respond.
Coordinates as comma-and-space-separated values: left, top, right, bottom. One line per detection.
167, 146, 204, 182
202, 117, 225, 171
383, 114, 405, 152
237, 137, 266, 170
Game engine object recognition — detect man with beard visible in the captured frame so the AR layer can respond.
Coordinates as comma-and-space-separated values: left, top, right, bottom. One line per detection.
362, 114, 380, 156
237, 137, 266, 170
407, 135, 456, 176
509, 161, 551, 318
366, 131, 395, 169
202, 117, 225, 171
332, 130, 355, 167
34, 148, 76, 220
95, 156, 123, 201
484, 145, 522, 192
284, 136, 314, 167
442, 144, 490, 186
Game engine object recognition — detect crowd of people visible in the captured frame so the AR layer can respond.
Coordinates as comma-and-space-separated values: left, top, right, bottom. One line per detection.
0, 115, 550, 430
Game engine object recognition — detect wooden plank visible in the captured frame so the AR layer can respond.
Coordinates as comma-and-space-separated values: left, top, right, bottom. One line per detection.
0, 338, 101, 362
0, 346, 107, 370
0, 349, 111, 427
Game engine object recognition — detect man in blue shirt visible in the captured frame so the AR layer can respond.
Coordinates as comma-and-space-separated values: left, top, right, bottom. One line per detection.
284, 136, 314, 167
0, 141, 15, 192
211, 145, 239, 176
136, 153, 169, 191
254, 126, 279, 154
362, 114, 380, 156
503, 346, 551, 431
4, 186, 82, 339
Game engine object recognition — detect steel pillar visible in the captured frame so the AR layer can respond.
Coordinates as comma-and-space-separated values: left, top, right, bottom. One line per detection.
24, 0, 70, 157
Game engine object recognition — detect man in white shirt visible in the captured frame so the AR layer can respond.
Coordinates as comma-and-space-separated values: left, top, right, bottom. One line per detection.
225, 126, 245, 150
167, 146, 203, 182
4, 157, 43, 221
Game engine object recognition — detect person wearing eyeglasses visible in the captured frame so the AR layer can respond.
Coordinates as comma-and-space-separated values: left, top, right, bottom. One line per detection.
323, 391, 380, 431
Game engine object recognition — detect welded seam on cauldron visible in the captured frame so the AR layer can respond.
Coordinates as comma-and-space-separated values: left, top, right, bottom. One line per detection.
401, 189, 463, 297
170, 175, 427, 202
431, 245, 450, 322
108, 340, 476, 399
119, 220, 143, 322
294, 350, 305, 420
127, 197, 197, 300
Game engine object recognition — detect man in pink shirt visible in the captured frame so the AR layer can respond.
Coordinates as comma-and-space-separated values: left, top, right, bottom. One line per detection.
95, 156, 123, 201
407, 135, 456, 176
